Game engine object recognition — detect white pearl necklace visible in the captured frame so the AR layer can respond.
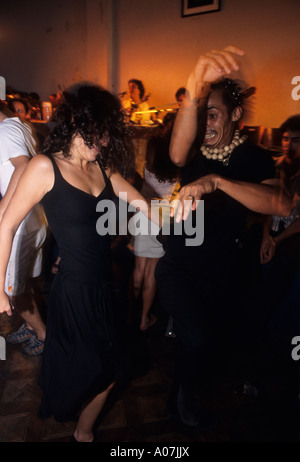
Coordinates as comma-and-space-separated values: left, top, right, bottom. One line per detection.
200, 130, 247, 166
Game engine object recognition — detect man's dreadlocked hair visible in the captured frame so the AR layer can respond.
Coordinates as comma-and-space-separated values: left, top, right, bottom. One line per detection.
210, 78, 256, 114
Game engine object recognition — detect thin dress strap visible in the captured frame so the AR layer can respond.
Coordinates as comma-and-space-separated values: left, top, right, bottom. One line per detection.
97, 161, 115, 196
47, 154, 61, 177
97, 160, 110, 185
46, 155, 113, 196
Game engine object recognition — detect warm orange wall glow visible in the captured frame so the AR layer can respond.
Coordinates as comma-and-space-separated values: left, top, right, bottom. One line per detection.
116, 0, 300, 129
1, 0, 299, 130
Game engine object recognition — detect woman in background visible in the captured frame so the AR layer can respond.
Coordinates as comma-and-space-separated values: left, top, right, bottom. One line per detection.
133, 113, 180, 331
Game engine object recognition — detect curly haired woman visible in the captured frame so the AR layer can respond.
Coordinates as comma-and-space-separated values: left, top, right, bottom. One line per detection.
0, 84, 149, 442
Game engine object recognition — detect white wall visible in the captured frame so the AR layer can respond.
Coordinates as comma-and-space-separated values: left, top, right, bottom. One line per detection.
0, 0, 299, 128
0, 0, 110, 97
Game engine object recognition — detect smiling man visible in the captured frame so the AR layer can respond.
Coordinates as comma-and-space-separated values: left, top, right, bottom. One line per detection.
154, 46, 292, 429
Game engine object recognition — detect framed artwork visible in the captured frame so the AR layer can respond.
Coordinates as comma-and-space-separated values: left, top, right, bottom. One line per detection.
182, 0, 220, 17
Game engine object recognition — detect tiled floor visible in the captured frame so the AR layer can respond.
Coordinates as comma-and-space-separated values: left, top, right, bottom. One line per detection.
1, 309, 299, 444
0, 248, 299, 444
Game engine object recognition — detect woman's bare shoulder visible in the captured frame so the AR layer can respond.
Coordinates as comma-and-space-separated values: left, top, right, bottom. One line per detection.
29, 153, 54, 170
26, 154, 55, 192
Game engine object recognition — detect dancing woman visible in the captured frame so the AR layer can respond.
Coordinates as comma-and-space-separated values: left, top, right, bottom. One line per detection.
0, 84, 150, 442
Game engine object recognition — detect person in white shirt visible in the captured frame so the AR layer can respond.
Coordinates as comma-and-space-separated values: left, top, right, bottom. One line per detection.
0, 101, 47, 355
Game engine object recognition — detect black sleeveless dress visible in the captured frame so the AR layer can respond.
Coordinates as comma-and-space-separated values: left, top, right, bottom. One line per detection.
39, 155, 123, 422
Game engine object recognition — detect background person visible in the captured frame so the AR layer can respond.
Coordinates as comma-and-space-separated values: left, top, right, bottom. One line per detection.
261, 114, 300, 266
133, 112, 180, 331
7, 97, 31, 123
0, 100, 47, 356
247, 114, 300, 333
235, 115, 300, 409
120, 79, 151, 124
246, 115, 300, 341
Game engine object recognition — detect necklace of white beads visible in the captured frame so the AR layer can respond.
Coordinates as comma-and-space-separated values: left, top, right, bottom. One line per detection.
200, 130, 248, 166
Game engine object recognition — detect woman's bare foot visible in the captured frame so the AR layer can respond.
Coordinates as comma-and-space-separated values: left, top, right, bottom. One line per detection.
140, 313, 157, 331
73, 429, 94, 442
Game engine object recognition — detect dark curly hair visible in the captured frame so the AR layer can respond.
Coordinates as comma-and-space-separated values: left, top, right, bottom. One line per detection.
42, 83, 135, 177
280, 114, 300, 134
7, 97, 30, 115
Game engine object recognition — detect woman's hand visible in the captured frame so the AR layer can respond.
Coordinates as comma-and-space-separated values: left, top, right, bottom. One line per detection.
171, 174, 219, 222
260, 234, 276, 264
191, 45, 245, 88
0, 291, 13, 316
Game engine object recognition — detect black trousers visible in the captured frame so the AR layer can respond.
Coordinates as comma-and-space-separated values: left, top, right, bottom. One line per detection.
155, 258, 242, 394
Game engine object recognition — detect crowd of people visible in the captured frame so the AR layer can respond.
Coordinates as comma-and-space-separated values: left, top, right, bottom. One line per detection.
0, 45, 299, 441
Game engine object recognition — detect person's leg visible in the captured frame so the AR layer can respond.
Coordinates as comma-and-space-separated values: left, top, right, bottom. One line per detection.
140, 257, 160, 331
12, 280, 46, 341
155, 260, 216, 426
8, 277, 46, 355
133, 256, 146, 300
73, 382, 115, 442
6, 227, 48, 354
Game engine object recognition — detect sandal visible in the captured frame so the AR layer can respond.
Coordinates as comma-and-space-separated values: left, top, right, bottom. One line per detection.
20, 336, 44, 356
5, 323, 35, 344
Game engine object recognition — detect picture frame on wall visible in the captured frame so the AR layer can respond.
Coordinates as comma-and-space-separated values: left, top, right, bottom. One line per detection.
182, 0, 220, 17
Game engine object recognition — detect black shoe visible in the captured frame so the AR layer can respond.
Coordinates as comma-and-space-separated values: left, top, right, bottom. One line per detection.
176, 385, 218, 430
177, 386, 201, 426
